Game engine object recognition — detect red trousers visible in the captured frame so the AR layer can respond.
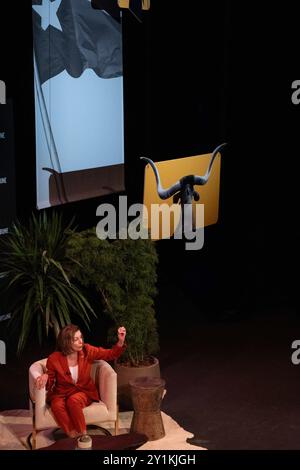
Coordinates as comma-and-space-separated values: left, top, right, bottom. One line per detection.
50, 392, 92, 435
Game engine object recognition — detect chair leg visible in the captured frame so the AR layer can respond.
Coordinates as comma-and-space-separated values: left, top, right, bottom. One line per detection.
28, 399, 37, 450
115, 404, 119, 435
32, 428, 37, 450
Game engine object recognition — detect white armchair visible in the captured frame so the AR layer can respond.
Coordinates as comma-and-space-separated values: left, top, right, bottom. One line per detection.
28, 358, 118, 449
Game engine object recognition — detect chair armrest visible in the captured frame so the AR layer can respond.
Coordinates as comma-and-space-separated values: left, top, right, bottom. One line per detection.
29, 360, 47, 402
94, 360, 117, 413
33, 386, 47, 409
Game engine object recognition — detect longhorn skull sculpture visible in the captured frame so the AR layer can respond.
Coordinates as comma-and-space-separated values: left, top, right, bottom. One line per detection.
141, 143, 227, 236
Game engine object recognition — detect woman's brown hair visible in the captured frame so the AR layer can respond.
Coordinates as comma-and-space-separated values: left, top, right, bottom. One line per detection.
56, 324, 83, 355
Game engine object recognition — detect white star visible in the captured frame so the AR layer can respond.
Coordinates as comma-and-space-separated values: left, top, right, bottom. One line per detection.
32, 0, 63, 32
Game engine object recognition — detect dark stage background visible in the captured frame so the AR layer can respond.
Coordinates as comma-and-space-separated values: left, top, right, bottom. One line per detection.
0, 0, 299, 451
1, 0, 297, 316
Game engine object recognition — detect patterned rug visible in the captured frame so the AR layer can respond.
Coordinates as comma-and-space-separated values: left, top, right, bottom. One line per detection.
0, 409, 205, 450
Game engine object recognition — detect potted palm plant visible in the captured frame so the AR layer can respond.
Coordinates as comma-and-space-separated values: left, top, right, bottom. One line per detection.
0, 212, 95, 353
66, 230, 160, 409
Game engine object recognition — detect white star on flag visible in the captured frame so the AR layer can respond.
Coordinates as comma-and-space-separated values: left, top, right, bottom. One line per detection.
32, 0, 63, 32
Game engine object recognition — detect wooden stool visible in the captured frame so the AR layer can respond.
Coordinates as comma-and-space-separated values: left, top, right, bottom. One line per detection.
129, 376, 166, 441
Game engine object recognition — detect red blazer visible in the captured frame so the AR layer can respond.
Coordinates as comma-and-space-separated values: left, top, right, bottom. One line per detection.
46, 343, 125, 402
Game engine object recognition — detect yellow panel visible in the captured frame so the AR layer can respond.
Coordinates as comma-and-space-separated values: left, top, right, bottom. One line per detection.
118, 0, 150, 10
142, 153, 221, 239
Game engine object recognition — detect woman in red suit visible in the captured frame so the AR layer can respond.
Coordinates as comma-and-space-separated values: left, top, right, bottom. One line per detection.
35, 324, 126, 438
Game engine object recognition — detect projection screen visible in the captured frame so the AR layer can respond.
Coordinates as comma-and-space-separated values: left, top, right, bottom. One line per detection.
32, 0, 125, 209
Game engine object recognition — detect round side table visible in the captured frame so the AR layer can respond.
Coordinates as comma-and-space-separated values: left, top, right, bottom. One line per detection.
129, 376, 166, 441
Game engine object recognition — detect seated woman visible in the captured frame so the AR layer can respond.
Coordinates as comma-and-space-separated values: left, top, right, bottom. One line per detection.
35, 324, 126, 438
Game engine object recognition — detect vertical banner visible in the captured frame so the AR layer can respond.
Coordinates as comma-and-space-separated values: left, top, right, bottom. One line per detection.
0, 98, 16, 235
32, 0, 125, 209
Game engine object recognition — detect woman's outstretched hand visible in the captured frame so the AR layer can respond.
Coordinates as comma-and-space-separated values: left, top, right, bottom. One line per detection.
117, 326, 126, 346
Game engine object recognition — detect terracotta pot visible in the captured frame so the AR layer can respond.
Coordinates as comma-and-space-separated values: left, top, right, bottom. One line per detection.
115, 357, 160, 410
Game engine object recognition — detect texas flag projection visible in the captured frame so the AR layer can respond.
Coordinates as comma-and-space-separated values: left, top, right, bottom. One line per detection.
32, 0, 125, 208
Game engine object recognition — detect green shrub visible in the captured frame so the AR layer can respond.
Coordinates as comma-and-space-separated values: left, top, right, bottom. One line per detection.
66, 230, 159, 366
0, 212, 95, 353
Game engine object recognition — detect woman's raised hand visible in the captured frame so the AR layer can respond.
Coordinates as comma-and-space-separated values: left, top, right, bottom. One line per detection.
117, 326, 126, 346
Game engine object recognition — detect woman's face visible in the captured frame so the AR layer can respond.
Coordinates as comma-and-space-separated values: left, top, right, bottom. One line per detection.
72, 330, 84, 352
